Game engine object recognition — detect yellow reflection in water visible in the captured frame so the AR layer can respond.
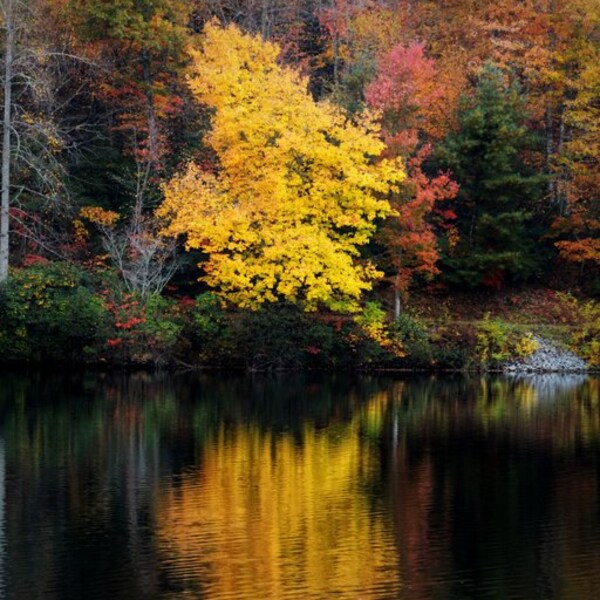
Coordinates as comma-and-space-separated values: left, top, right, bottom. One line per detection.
156, 395, 401, 599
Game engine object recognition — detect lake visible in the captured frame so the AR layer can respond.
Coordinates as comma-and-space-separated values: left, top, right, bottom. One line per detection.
0, 371, 598, 599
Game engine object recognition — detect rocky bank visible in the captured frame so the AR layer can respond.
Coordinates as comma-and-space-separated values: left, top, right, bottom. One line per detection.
503, 337, 589, 373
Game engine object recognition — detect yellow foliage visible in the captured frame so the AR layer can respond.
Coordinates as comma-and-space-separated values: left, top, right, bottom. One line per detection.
79, 206, 120, 227
159, 22, 404, 311
476, 314, 539, 364
353, 301, 406, 357
72, 219, 89, 243
514, 332, 539, 358
570, 299, 600, 367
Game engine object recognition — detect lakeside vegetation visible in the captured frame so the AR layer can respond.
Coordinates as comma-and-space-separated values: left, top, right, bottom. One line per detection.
0, 1, 598, 369
0, 260, 598, 369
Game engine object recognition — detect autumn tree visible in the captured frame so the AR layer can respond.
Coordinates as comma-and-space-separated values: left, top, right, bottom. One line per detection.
532, 2, 599, 281
159, 22, 404, 311
66, 0, 196, 294
70, 0, 191, 165
365, 41, 458, 315
1, 0, 97, 282
552, 50, 600, 277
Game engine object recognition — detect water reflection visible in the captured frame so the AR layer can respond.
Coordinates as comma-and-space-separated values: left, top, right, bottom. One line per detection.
0, 372, 598, 599
156, 394, 400, 599
0, 437, 5, 598
504, 373, 590, 401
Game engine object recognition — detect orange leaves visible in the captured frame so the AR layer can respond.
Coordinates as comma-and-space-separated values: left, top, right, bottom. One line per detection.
80, 206, 120, 227
552, 214, 600, 266
555, 239, 600, 265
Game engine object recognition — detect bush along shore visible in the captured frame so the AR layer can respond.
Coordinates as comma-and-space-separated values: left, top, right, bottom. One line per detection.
1, 263, 598, 373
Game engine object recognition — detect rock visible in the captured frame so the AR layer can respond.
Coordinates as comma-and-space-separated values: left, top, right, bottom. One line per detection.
502, 337, 588, 373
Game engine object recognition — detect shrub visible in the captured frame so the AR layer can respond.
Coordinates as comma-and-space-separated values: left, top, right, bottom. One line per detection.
475, 314, 538, 367
186, 299, 342, 370
350, 302, 406, 363
228, 304, 337, 371
100, 287, 184, 365
188, 292, 229, 362
389, 312, 434, 367
0, 262, 107, 362
429, 321, 478, 370
570, 300, 600, 367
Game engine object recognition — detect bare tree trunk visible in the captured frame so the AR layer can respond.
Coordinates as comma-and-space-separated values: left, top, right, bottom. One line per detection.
394, 288, 401, 319
394, 255, 402, 318
545, 103, 555, 203
556, 106, 567, 215
260, 0, 270, 37
0, 2, 13, 283
141, 52, 159, 165
333, 33, 339, 86
545, 0, 558, 210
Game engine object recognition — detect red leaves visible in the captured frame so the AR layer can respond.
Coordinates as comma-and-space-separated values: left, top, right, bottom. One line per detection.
22, 254, 50, 267
177, 295, 196, 309
100, 291, 148, 350
366, 42, 440, 114
115, 316, 146, 330
365, 38, 460, 298
482, 270, 505, 291
366, 42, 446, 150
380, 152, 458, 295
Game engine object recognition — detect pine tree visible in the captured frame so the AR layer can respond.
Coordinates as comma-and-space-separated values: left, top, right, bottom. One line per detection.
437, 64, 547, 288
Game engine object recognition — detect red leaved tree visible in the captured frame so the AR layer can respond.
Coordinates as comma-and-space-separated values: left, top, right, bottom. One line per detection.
366, 42, 458, 316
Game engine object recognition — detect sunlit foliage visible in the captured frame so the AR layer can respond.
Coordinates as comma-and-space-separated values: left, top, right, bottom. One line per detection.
159, 22, 404, 311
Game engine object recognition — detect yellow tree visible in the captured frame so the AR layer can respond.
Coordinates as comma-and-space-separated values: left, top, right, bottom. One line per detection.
159, 22, 404, 311
553, 51, 600, 271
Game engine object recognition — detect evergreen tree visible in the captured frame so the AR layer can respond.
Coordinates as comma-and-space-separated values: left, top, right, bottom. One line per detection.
437, 64, 547, 288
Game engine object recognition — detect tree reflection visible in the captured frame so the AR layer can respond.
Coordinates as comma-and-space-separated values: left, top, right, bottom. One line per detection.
155, 392, 402, 599
0, 373, 598, 599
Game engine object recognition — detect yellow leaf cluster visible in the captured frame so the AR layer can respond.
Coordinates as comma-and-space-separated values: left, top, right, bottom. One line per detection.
159, 22, 404, 311
80, 206, 120, 227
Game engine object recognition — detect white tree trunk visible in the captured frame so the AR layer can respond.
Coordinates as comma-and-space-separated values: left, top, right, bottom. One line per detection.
0, 2, 13, 283
394, 288, 401, 320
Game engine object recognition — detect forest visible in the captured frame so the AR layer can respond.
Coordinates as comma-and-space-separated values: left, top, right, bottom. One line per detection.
0, 0, 598, 369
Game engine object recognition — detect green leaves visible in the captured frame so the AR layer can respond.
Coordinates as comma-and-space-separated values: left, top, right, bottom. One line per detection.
437, 64, 547, 288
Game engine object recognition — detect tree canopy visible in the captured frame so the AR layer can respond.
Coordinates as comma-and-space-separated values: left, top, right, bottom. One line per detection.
437, 65, 547, 288
159, 22, 404, 311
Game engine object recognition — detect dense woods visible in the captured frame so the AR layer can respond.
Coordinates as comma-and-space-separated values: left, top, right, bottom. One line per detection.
0, 0, 598, 368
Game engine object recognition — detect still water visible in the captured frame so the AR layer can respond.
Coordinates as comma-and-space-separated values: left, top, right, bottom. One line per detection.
0, 372, 599, 599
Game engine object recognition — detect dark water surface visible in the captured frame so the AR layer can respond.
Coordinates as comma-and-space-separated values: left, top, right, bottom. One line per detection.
0, 372, 599, 599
